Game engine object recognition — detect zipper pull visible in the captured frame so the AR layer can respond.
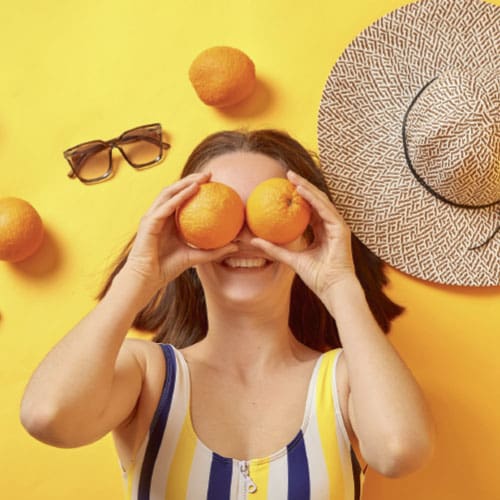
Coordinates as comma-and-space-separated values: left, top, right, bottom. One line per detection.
240, 461, 257, 493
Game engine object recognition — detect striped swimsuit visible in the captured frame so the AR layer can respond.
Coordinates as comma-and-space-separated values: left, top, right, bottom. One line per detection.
120, 344, 364, 499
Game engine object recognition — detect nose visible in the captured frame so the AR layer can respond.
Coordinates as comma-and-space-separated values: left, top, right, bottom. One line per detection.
233, 222, 254, 242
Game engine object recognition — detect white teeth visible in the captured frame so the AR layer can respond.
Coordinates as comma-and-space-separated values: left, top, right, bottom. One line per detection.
224, 258, 268, 268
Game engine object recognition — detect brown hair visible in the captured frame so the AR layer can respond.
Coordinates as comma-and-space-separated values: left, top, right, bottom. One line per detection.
98, 129, 404, 351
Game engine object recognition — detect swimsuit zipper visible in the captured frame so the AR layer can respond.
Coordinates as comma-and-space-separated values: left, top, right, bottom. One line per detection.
239, 460, 257, 494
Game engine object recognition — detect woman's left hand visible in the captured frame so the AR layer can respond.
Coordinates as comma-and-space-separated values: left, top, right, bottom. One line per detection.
250, 170, 357, 300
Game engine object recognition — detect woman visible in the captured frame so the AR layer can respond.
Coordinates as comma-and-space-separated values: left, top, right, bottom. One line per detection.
21, 129, 434, 499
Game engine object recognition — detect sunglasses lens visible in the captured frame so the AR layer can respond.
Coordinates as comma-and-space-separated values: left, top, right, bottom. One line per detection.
67, 142, 111, 182
119, 125, 163, 167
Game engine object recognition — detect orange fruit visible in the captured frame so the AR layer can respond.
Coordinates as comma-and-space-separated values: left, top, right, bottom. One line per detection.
188, 46, 256, 107
0, 197, 44, 262
176, 182, 245, 249
246, 178, 311, 245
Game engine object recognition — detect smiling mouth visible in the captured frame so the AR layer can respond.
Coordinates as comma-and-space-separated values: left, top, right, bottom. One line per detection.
222, 257, 272, 269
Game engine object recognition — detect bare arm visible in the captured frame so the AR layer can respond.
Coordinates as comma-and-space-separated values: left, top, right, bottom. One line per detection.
20, 172, 237, 448
328, 276, 435, 477
20, 271, 153, 447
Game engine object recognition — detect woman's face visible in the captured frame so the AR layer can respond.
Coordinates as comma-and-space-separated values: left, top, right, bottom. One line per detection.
194, 151, 307, 309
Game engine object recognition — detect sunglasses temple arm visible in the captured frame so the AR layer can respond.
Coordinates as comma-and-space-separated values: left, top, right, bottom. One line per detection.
63, 155, 77, 179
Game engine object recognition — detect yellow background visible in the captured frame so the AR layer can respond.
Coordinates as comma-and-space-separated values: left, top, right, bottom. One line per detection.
1, 0, 499, 498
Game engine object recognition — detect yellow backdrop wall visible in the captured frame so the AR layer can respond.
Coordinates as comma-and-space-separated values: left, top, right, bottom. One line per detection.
1, 1, 499, 499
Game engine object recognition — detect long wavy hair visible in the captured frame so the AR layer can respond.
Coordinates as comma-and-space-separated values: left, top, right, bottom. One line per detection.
98, 129, 404, 351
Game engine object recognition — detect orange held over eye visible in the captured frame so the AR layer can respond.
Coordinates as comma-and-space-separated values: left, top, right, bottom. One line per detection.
188, 46, 256, 108
246, 178, 311, 245
176, 182, 245, 250
0, 197, 44, 262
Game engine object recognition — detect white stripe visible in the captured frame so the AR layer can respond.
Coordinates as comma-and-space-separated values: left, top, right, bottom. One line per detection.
267, 453, 288, 500
230, 461, 240, 499
150, 348, 189, 497
186, 441, 211, 499
332, 350, 355, 500
129, 436, 148, 498
304, 407, 330, 499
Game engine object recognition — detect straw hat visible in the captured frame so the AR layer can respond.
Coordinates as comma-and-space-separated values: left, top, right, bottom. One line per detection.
318, 0, 499, 286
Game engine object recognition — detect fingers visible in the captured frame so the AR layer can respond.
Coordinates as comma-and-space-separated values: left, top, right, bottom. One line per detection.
149, 182, 197, 224
287, 170, 345, 225
148, 172, 211, 213
141, 172, 211, 235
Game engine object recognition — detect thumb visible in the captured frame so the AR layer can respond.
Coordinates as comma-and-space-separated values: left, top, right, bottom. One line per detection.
250, 237, 296, 267
188, 242, 239, 266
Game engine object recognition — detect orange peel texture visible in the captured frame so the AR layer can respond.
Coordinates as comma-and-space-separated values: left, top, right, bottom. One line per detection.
246, 178, 311, 245
176, 182, 245, 249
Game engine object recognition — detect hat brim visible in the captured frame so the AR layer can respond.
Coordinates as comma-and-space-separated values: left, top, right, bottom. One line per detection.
318, 0, 500, 286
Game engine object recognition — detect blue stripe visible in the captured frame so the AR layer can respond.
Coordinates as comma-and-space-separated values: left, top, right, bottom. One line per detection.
287, 430, 310, 500
207, 453, 233, 500
138, 344, 177, 500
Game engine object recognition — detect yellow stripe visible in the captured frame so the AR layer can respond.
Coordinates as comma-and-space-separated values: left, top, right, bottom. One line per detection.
316, 350, 345, 499
164, 413, 197, 499
249, 458, 270, 499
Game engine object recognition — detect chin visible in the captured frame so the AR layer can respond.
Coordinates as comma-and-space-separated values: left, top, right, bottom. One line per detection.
198, 260, 296, 311
212, 285, 275, 308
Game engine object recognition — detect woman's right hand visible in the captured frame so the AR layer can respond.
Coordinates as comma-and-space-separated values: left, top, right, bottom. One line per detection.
122, 171, 237, 294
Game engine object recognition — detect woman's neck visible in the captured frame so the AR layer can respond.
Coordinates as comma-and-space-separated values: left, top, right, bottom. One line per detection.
195, 297, 307, 382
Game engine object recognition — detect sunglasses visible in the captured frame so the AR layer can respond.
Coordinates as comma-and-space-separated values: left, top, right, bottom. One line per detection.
63, 123, 170, 184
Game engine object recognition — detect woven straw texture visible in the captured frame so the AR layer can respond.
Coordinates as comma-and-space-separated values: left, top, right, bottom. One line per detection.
318, 0, 499, 286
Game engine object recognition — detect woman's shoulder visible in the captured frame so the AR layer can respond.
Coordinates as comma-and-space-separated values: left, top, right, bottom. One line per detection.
124, 336, 165, 358
112, 339, 170, 470
121, 338, 170, 385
